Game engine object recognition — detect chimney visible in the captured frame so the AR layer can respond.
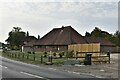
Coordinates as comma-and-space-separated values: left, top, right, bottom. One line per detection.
27, 31, 29, 37
61, 25, 64, 30
38, 35, 40, 40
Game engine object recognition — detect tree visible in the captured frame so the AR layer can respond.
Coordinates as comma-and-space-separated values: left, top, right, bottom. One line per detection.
6, 27, 26, 50
85, 32, 91, 36
85, 27, 119, 46
91, 27, 102, 37
26, 31, 29, 37
114, 30, 120, 46
13, 27, 22, 32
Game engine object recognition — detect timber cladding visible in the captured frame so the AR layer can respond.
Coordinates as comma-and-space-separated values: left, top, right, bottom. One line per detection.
68, 43, 100, 60
68, 43, 100, 52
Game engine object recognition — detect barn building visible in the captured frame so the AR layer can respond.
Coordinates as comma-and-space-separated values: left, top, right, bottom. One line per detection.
34, 26, 87, 52
23, 26, 117, 53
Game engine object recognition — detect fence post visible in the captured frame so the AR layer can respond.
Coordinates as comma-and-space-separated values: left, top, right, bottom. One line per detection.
41, 55, 43, 63
18, 53, 20, 58
48, 56, 50, 62
107, 51, 110, 64
10, 52, 11, 57
15, 53, 16, 58
11, 53, 13, 57
33, 52, 35, 61
22, 53, 24, 59
50, 56, 52, 63
27, 53, 29, 60
76, 51, 78, 60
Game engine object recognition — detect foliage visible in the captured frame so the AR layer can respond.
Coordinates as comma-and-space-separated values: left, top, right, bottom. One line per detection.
58, 53, 63, 58
53, 53, 56, 56
85, 32, 91, 36
6, 27, 26, 50
66, 50, 74, 58
85, 27, 120, 46
61, 51, 65, 56
44, 52, 47, 57
114, 30, 120, 46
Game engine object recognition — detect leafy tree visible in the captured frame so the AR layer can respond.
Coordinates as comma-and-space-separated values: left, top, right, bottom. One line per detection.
6, 27, 26, 50
13, 27, 21, 32
85, 27, 120, 46
91, 27, 102, 37
114, 30, 120, 46
85, 32, 91, 36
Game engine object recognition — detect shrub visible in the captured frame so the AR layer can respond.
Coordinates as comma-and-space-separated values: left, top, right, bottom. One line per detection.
66, 50, 74, 58
44, 52, 47, 57
27, 51, 31, 54
61, 52, 65, 56
59, 53, 63, 58
53, 53, 56, 56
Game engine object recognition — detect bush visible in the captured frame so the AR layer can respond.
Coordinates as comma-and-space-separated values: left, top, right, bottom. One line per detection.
61, 52, 65, 56
27, 51, 31, 54
66, 50, 74, 58
44, 52, 47, 57
53, 53, 56, 56
59, 53, 63, 58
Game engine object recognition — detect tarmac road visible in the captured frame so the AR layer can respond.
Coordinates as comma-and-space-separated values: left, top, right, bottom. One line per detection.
0, 56, 96, 80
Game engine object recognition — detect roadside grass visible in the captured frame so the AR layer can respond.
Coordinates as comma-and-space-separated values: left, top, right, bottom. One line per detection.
52, 58, 66, 64
2, 51, 67, 65
0, 51, 2, 56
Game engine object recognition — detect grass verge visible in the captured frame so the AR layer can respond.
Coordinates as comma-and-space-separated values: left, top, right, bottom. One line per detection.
2, 51, 67, 65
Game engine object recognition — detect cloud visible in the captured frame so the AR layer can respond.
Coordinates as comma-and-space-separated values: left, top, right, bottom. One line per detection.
0, 2, 118, 43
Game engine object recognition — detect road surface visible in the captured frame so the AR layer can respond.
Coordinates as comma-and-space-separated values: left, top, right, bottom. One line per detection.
0, 56, 96, 80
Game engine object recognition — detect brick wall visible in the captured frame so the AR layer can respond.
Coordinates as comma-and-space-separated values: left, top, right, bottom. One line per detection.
34, 45, 68, 52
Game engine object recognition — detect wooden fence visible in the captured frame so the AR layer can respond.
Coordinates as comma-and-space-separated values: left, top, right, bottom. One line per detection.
68, 43, 110, 63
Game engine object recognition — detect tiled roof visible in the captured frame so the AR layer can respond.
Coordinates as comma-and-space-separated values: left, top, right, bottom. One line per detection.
84, 36, 115, 46
21, 36, 37, 45
22, 36, 37, 42
35, 26, 87, 46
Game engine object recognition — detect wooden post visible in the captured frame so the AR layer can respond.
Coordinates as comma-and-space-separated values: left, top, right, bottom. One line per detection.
76, 51, 78, 60
15, 53, 16, 58
22, 53, 24, 59
27, 53, 29, 59
50, 56, 52, 63
18, 53, 20, 58
41, 55, 43, 63
107, 51, 110, 64
32, 52, 35, 61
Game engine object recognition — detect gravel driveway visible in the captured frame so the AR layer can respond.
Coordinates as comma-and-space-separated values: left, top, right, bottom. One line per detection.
39, 53, 119, 79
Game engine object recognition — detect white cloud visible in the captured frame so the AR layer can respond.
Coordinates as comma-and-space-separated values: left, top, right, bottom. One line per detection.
0, 2, 118, 43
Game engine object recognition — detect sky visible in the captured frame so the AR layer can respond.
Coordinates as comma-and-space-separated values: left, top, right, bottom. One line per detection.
0, 0, 119, 43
